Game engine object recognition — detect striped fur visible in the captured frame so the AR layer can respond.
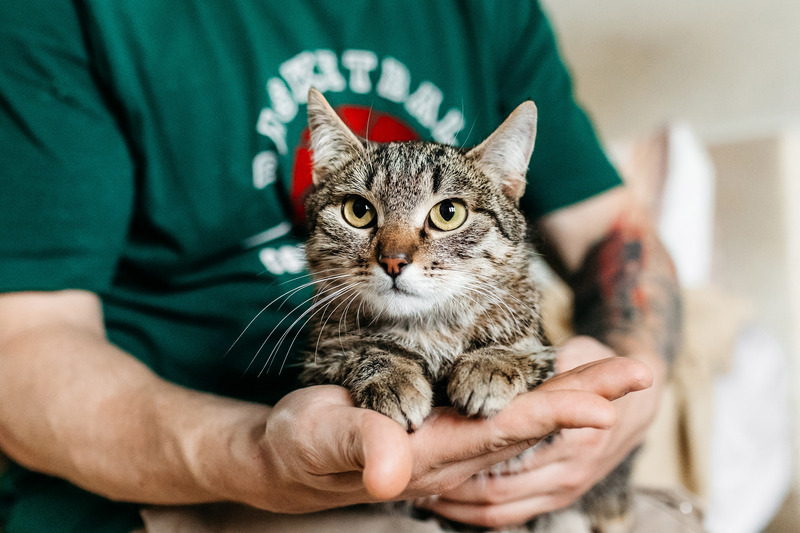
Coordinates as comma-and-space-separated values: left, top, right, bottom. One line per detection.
300, 89, 554, 430
298, 89, 634, 533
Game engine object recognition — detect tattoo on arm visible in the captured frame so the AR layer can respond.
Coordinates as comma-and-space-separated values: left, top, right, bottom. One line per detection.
568, 216, 682, 365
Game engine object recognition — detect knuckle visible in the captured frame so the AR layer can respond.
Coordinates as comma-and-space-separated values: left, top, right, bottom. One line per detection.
559, 470, 590, 493
587, 432, 606, 447
486, 432, 515, 454
571, 335, 598, 349
472, 506, 509, 529
482, 479, 513, 505
426, 472, 469, 496
550, 492, 581, 512
435, 478, 463, 495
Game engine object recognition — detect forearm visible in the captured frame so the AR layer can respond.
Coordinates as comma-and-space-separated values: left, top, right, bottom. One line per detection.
567, 209, 681, 369
0, 291, 406, 514
0, 316, 272, 506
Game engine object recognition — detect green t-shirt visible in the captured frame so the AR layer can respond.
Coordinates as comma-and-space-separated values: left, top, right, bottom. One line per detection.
0, 0, 621, 530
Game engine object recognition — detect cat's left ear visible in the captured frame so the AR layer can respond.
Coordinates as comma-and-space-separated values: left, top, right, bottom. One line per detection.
467, 101, 537, 201
307, 87, 366, 185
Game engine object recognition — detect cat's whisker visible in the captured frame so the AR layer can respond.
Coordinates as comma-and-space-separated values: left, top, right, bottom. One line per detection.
458, 275, 558, 340
279, 267, 350, 286
304, 273, 361, 305
313, 283, 364, 364
338, 288, 361, 338
354, 297, 366, 335
364, 300, 385, 329
257, 282, 357, 376
443, 266, 544, 320
279, 294, 346, 373
363, 111, 376, 175
245, 280, 352, 376
458, 100, 479, 149
228, 271, 358, 358
313, 293, 343, 350
365, 103, 374, 144
226, 282, 311, 357
434, 272, 526, 331
452, 290, 487, 317
279, 284, 363, 374
273, 266, 346, 287
336, 290, 363, 354
313, 299, 341, 366
459, 284, 521, 330
452, 276, 523, 319
271, 271, 353, 309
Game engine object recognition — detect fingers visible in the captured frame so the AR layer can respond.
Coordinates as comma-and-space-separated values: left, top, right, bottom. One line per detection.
494, 356, 652, 440
418, 491, 567, 530
539, 356, 653, 400
434, 463, 546, 504
430, 433, 598, 505
413, 358, 654, 526
416, 438, 597, 527
405, 357, 650, 493
276, 356, 652, 510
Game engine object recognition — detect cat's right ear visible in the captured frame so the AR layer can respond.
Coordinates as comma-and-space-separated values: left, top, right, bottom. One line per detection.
466, 101, 537, 202
307, 88, 366, 185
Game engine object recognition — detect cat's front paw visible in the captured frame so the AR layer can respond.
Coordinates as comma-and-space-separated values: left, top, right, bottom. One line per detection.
447, 354, 528, 418
351, 362, 433, 432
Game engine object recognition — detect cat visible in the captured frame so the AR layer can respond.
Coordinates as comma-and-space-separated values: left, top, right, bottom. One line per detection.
298, 88, 632, 532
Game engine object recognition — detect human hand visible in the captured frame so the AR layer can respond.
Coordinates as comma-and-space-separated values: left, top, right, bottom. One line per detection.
256, 352, 651, 515
418, 336, 662, 529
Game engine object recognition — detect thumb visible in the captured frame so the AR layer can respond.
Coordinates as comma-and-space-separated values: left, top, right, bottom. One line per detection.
355, 410, 414, 500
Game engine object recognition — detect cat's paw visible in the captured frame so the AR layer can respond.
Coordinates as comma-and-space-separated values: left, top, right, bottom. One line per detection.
447, 355, 528, 418
352, 367, 433, 432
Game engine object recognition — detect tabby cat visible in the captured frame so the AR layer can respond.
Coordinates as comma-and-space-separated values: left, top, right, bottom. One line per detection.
299, 88, 632, 532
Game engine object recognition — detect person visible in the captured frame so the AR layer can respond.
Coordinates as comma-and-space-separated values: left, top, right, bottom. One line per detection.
0, 1, 679, 531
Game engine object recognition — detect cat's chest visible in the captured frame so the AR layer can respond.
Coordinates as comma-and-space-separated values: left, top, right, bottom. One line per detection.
379, 325, 468, 377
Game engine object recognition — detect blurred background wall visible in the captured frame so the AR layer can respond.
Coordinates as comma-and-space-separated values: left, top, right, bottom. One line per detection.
539, 0, 800, 530
540, 0, 800, 142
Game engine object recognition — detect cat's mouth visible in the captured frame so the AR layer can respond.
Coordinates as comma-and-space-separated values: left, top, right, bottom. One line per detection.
366, 266, 433, 310
363, 273, 445, 318
381, 276, 421, 299
390, 282, 412, 295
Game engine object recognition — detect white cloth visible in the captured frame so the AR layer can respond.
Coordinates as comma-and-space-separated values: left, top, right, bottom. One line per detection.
705, 325, 792, 533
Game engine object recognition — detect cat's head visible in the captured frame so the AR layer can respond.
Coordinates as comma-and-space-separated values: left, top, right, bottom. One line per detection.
304, 88, 537, 320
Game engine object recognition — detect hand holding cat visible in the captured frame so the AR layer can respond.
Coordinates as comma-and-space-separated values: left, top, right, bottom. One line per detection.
258, 353, 651, 514
417, 336, 664, 528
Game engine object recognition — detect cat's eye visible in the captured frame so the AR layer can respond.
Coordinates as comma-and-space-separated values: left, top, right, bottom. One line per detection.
429, 199, 467, 231
342, 195, 376, 228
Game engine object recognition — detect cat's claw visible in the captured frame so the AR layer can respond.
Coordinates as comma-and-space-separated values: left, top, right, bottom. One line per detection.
447, 356, 527, 418
353, 372, 433, 432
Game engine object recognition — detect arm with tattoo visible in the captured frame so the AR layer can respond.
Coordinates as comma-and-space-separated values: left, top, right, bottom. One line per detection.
568, 211, 682, 367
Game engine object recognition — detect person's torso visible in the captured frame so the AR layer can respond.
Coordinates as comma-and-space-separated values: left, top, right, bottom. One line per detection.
83, 0, 518, 402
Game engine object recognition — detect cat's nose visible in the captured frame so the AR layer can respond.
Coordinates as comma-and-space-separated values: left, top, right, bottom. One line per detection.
379, 254, 409, 278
